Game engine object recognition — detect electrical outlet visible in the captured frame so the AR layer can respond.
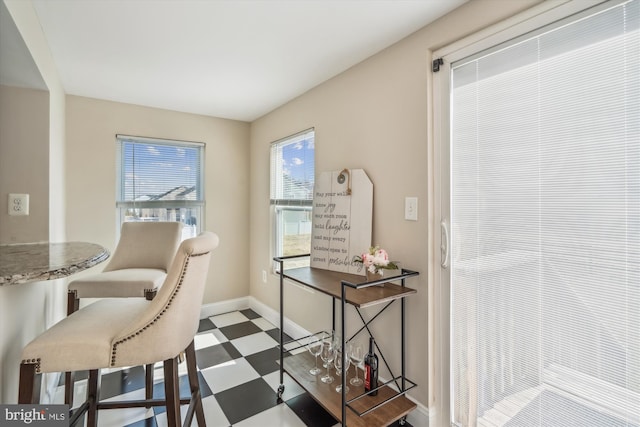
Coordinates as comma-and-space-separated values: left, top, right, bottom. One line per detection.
262, 270, 267, 283
8, 194, 29, 216
405, 197, 418, 221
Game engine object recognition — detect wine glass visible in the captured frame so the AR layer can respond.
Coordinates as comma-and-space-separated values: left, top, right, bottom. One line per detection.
334, 348, 350, 394
307, 335, 322, 375
324, 331, 338, 367
320, 339, 335, 384
332, 332, 342, 352
349, 343, 364, 386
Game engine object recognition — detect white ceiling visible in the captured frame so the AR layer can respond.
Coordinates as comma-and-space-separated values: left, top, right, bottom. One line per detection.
30, 0, 466, 122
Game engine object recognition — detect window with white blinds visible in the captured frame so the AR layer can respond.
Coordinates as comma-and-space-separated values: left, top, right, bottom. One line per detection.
450, 1, 639, 426
270, 129, 315, 264
116, 135, 204, 239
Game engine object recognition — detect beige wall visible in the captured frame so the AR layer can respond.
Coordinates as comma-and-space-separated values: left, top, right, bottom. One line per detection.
1, 0, 67, 404
0, 85, 49, 244
65, 96, 251, 304
249, 0, 542, 417
0, 83, 51, 405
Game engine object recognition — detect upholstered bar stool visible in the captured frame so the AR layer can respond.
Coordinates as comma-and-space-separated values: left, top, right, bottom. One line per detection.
67, 221, 183, 311
19, 232, 219, 427
65, 221, 182, 405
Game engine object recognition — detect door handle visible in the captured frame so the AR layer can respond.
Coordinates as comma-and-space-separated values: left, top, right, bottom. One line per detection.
440, 220, 450, 268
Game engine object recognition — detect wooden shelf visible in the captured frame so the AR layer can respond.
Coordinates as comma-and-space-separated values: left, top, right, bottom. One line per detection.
281, 267, 417, 308
283, 352, 416, 427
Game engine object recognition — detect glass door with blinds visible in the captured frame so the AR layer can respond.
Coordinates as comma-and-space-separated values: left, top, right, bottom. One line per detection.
441, 1, 639, 425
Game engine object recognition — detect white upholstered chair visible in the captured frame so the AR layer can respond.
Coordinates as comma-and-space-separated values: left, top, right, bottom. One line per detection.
65, 221, 182, 405
19, 231, 219, 427
67, 221, 183, 310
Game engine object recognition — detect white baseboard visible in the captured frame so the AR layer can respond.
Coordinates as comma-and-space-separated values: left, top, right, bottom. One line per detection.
247, 297, 311, 340
405, 397, 430, 426
200, 296, 251, 318
199, 296, 311, 340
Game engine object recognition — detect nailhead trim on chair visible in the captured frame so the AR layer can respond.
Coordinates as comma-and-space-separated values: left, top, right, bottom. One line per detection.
110, 251, 210, 367
21, 358, 41, 373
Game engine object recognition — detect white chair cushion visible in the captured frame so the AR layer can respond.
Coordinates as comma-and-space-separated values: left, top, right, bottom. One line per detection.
22, 299, 149, 373
68, 268, 167, 298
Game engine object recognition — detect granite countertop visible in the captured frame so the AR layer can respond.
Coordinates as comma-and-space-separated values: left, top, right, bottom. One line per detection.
0, 242, 110, 285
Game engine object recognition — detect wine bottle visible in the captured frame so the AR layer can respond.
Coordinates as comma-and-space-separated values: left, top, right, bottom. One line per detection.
363, 337, 378, 396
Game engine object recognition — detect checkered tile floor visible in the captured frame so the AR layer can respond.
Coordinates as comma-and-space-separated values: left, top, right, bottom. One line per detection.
54, 309, 412, 426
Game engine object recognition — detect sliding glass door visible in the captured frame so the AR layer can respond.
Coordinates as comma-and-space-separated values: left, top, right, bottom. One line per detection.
438, 1, 639, 425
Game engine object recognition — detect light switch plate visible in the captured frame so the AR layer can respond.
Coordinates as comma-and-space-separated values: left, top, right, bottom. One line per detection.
405, 197, 418, 221
8, 193, 29, 216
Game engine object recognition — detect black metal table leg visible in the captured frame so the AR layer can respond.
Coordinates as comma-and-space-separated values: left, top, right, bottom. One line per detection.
401, 271, 406, 394
278, 258, 285, 401
332, 297, 336, 334
341, 282, 347, 426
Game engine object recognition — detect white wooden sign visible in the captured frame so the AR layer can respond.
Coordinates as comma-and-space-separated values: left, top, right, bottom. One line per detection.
310, 169, 372, 274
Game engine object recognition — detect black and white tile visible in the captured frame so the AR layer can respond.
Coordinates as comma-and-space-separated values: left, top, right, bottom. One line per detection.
54, 309, 412, 426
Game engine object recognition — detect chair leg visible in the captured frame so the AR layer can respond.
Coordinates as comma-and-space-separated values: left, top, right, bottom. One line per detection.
18, 363, 41, 404
164, 357, 181, 427
86, 369, 101, 427
145, 363, 154, 407
65, 290, 80, 407
67, 290, 80, 316
64, 372, 75, 406
144, 291, 156, 406
185, 341, 206, 427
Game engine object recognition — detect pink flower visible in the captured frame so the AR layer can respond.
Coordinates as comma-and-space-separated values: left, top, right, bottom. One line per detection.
352, 245, 398, 275
374, 249, 389, 264
361, 253, 374, 267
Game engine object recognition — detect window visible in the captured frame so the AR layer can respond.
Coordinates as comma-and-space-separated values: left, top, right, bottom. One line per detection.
116, 135, 204, 240
270, 129, 315, 266
437, 1, 640, 426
